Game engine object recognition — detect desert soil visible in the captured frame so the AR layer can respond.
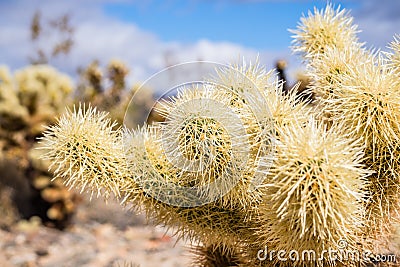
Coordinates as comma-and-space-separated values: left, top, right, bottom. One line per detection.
2, 191, 400, 267
0, 193, 192, 267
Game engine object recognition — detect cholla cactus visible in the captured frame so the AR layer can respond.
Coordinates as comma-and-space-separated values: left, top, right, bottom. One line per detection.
78, 60, 103, 100
77, 60, 152, 127
36, 63, 269, 254
387, 34, 400, 73
214, 60, 272, 95
38, 4, 400, 266
260, 81, 311, 129
306, 46, 371, 100
9, 64, 73, 136
251, 119, 369, 267
322, 56, 400, 152
40, 105, 126, 199
15, 64, 73, 119
39, 60, 378, 266
292, 4, 400, 249
41, 111, 251, 250
290, 4, 361, 58
190, 244, 244, 267
107, 59, 129, 94
155, 86, 259, 209
0, 66, 29, 129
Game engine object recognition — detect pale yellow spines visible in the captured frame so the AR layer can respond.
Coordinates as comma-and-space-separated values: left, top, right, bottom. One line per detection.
254, 118, 369, 267
213, 59, 273, 96
295, 6, 400, 251
39, 105, 126, 199
386, 34, 400, 76
291, 4, 361, 59
121, 125, 186, 206
322, 55, 400, 152
260, 80, 312, 128
15, 64, 73, 115
307, 45, 371, 101
154, 85, 260, 209
120, 126, 252, 249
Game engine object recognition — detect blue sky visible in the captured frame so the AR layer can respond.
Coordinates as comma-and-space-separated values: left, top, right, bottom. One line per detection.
103, 1, 360, 50
0, 0, 399, 85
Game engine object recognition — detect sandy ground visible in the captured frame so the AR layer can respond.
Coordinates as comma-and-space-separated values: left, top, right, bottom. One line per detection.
0, 194, 192, 267
2, 191, 400, 267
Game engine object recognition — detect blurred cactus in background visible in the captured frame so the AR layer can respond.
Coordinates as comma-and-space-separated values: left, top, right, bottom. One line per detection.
76, 59, 155, 127
17, 3, 400, 267
0, 10, 79, 229
76, 60, 104, 101
14, 65, 73, 123
0, 64, 78, 229
0, 57, 156, 229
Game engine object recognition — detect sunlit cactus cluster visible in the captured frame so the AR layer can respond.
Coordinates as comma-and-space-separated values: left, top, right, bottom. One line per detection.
251, 119, 369, 267
294, 5, 400, 248
15, 65, 73, 116
1, 65, 73, 131
40, 4, 400, 267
